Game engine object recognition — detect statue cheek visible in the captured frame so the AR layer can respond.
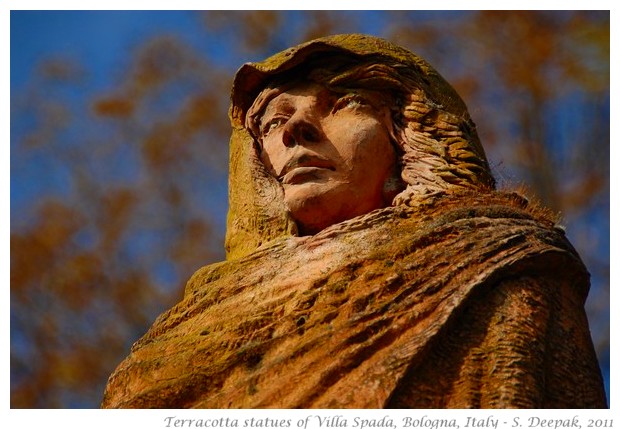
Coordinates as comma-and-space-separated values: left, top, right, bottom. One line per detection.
349, 123, 394, 170
259, 139, 286, 177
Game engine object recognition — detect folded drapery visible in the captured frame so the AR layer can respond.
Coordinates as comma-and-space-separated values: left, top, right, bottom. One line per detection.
101, 191, 606, 408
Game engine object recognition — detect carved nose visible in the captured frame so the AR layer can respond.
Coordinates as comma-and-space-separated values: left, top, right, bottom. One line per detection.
282, 118, 321, 147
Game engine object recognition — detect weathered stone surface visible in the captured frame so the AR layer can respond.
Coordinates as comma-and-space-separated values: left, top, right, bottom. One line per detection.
101, 34, 606, 408
101, 191, 606, 408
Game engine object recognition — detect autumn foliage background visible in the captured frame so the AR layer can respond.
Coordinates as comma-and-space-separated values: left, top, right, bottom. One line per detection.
10, 11, 610, 408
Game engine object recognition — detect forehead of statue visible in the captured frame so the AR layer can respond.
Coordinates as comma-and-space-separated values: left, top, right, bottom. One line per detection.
261, 83, 333, 117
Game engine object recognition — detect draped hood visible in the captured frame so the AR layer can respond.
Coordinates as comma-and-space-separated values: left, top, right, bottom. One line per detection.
226, 33, 494, 259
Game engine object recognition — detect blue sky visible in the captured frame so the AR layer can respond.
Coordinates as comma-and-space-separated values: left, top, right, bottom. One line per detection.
10, 11, 234, 224
11, 11, 206, 90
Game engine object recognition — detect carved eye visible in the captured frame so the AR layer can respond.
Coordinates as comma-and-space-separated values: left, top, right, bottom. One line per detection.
333, 94, 368, 112
261, 117, 287, 137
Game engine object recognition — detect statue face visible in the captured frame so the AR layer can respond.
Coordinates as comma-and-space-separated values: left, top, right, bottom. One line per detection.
258, 82, 397, 235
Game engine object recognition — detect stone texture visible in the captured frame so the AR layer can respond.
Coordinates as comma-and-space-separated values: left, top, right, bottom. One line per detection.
101, 191, 606, 408
101, 34, 607, 409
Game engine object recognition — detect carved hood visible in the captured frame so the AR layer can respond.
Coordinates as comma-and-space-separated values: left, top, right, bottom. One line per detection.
226, 33, 494, 259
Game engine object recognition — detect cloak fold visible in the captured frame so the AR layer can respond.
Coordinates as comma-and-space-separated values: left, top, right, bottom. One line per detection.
101, 191, 606, 408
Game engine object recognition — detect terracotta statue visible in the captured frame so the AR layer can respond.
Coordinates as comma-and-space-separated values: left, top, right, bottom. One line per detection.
101, 34, 606, 408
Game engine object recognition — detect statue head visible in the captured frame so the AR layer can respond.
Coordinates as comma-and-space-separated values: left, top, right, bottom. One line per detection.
226, 34, 495, 258
246, 79, 400, 235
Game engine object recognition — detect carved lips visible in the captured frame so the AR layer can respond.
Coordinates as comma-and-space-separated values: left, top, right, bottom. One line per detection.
278, 153, 335, 185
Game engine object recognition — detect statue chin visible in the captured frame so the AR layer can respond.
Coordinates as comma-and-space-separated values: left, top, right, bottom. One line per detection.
283, 179, 388, 235
283, 180, 347, 236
